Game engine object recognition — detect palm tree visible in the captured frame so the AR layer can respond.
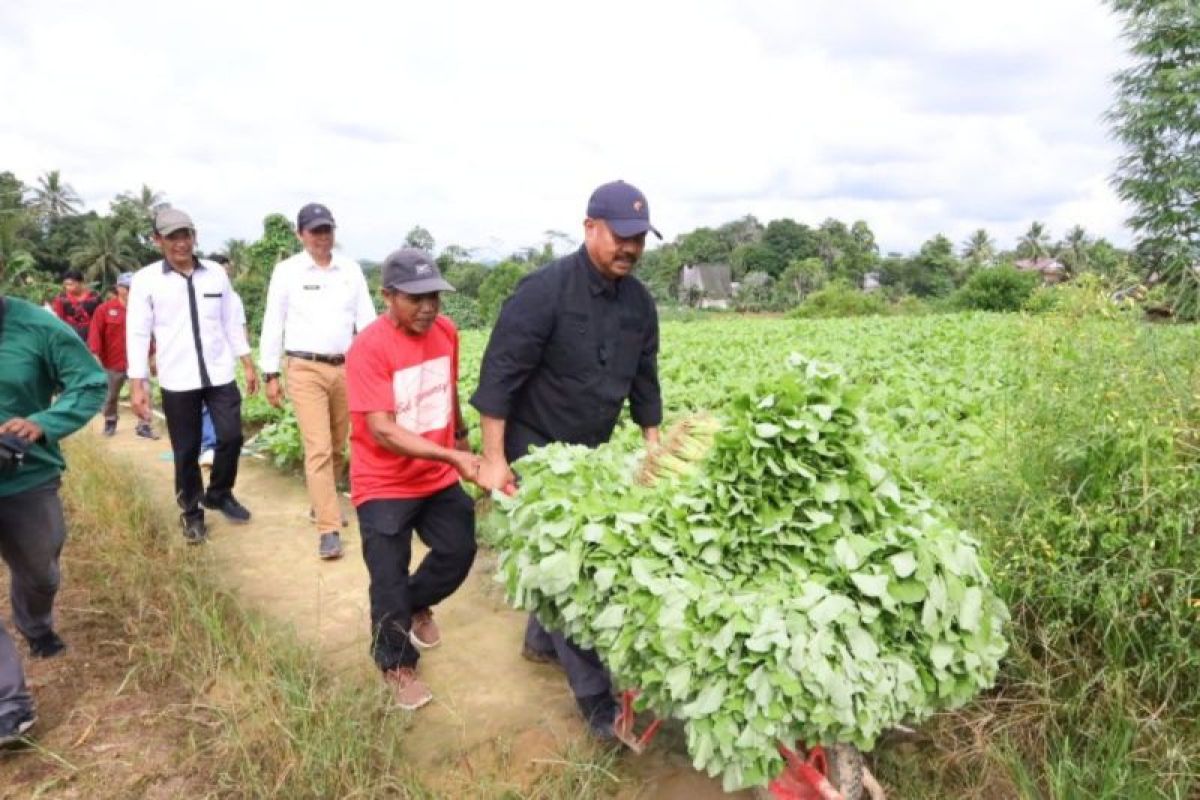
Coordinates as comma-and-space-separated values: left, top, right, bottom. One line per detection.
32, 170, 82, 224
1058, 225, 1091, 275
1017, 221, 1051, 260
70, 218, 137, 290
961, 229, 996, 267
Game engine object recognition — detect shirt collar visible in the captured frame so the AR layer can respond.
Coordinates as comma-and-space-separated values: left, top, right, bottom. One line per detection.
578, 246, 618, 297
161, 257, 206, 275
304, 252, 341, 272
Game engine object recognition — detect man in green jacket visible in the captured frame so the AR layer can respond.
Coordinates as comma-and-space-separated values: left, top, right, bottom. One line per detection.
0, 288, 106, 747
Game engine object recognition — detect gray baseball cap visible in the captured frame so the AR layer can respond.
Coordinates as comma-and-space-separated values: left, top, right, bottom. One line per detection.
154, 208, 195, 236
381, 248, 456, 294
116, 272, 134, 287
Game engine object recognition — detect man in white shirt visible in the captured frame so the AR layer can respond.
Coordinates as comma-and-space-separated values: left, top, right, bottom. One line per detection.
259, 203, 376, 559
127, 208, 259, 544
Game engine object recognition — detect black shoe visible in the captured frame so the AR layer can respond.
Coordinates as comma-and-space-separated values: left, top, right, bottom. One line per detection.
0, 707, 37, 748
135, 422, 160, 440
576, 692, 618, 741
521, 645, 562, 668
102, 419, 116, 437
202, 493, 251, 524
181, 513, 208, 544
26, 630, 66, 659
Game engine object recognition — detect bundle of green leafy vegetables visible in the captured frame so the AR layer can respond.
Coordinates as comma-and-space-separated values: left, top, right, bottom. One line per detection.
487, 355, 1008, 791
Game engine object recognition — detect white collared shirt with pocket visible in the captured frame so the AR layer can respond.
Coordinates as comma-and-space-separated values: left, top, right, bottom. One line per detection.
258, 251, 377, 373
126, 259, 252, 392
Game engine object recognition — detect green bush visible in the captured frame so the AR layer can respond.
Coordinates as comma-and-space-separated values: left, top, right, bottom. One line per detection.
788, 282, 889, 319
440, 293, 484, 330
953, 266, 1040, 312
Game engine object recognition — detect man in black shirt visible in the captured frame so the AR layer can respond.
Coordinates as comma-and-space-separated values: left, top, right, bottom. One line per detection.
471, 180, 663, 739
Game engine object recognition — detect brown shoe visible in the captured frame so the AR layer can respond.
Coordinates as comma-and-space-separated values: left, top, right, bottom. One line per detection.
409, 608, 441, 649
383, 666, 433, 710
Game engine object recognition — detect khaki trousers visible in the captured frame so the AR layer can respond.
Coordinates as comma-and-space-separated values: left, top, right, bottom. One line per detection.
285, 357, 349, 534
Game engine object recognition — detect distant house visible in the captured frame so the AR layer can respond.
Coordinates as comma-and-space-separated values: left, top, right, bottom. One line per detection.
1015, 257, 1068, 285
862, 271, 882, 293
679, 263, 733, 309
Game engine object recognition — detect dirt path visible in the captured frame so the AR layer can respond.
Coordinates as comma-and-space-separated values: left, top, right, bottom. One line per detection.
98, 409, 750, 798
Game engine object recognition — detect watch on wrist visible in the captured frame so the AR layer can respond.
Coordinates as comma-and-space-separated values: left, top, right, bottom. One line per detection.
264, 373, 280, 381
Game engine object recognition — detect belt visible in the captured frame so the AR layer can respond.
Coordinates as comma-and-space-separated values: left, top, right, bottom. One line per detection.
286, 350, 346, 366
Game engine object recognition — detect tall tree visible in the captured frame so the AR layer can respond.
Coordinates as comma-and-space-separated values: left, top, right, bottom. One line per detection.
222, 238, 250, 279
69, 218, 137, 289
961, 229, 997, 267
1107, 0, 1200, 317
32, 170, 82, 224
1016, 221, 1052, 260
404, 225, 435, 252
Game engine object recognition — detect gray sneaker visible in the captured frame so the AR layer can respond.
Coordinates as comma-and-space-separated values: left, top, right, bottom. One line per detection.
318, 532, 343, 560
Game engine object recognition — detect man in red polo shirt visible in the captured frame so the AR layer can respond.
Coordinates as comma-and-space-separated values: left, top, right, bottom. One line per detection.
346, 247, 482, 711
51, 270, 101, 340
87, 273, 158, 439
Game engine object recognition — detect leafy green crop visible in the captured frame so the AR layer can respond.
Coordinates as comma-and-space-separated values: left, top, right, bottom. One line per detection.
487, 355, 1008, 791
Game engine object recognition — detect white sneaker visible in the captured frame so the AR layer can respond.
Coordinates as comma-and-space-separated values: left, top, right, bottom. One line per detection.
199, 449, 215, 468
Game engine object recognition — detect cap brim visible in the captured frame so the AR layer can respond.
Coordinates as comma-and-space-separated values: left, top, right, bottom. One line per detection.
301, 218, 336, 231
387, 277, 456, 294
607, 218, 662, 240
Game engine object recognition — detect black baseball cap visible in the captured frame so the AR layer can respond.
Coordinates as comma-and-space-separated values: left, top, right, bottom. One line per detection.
296, 203, 336, 232
586, 180, 661, 239
381, 248, 456, 294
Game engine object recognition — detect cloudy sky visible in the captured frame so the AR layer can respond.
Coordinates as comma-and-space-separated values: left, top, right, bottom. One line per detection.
2, 0, 1130, 261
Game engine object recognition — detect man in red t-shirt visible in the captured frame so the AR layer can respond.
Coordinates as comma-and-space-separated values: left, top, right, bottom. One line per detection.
346, 247, 483, 711
51, 270, 101, 340
88, 272, 158, 439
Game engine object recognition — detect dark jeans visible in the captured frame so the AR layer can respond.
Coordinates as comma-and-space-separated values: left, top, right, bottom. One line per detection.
506, 418, 614, 701
160, 381, 243, 519
357, 484, 476, 671
0, 479, 66, 716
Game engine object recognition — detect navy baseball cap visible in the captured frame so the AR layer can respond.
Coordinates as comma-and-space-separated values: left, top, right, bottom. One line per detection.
381, 248, 456, 294
586, 180, 661, 239
297, 203, 336, 232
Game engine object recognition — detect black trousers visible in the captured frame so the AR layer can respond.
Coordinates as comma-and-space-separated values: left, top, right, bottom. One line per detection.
357, 484, 476, 671
159, 381, 243, 519
506, 418, 614, 701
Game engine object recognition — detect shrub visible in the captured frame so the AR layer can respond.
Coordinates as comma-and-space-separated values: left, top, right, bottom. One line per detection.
953, 266, 1040, 312
788, 282, 889, 319
440, 293, 484, 330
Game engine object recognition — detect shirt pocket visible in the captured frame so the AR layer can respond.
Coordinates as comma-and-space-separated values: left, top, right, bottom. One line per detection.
544, 311, 595, 379
612, 314, 645, 381
200, 292, 225, 321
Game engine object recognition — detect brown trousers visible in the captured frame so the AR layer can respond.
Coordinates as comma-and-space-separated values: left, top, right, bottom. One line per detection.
285, 357, 349, 534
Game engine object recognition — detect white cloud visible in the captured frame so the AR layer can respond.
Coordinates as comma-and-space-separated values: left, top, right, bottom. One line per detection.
2, 0, 1132, 259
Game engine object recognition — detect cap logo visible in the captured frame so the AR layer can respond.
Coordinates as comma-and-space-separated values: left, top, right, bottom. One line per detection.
415, 263, 433, 276
633, 200, 644, 212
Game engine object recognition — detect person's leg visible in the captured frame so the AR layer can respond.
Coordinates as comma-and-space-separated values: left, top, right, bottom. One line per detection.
203, 382, 243, 500
199, 404, 217, 452
548, 633, 613, 701
329, 365, 350, 490
0, 481, 67, 648
159, 387, 205, 519
356, 498, 422, 670
0, 620, 32, 721
286, 359, 340, 535
102, 369, 123, 429
408, 484, 477, 613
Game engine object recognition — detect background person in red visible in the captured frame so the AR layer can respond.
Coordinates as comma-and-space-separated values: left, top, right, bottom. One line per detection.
87, 272, 158, 439
346, 247, 482, 711
51, 270, 101, 340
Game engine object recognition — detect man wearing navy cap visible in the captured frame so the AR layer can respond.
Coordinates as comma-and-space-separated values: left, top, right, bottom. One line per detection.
471, 180, 663, 740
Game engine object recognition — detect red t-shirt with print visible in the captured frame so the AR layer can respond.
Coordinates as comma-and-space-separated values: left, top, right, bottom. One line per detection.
346, 314, 461, 506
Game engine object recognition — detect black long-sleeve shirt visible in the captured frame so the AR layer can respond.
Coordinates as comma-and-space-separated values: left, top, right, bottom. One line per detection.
470, 246, 662, 449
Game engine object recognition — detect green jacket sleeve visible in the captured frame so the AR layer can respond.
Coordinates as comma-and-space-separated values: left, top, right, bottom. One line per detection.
27, 321, 107, 444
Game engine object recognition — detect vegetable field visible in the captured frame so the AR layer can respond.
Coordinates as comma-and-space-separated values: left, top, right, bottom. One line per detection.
254, 310, 1200, 797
